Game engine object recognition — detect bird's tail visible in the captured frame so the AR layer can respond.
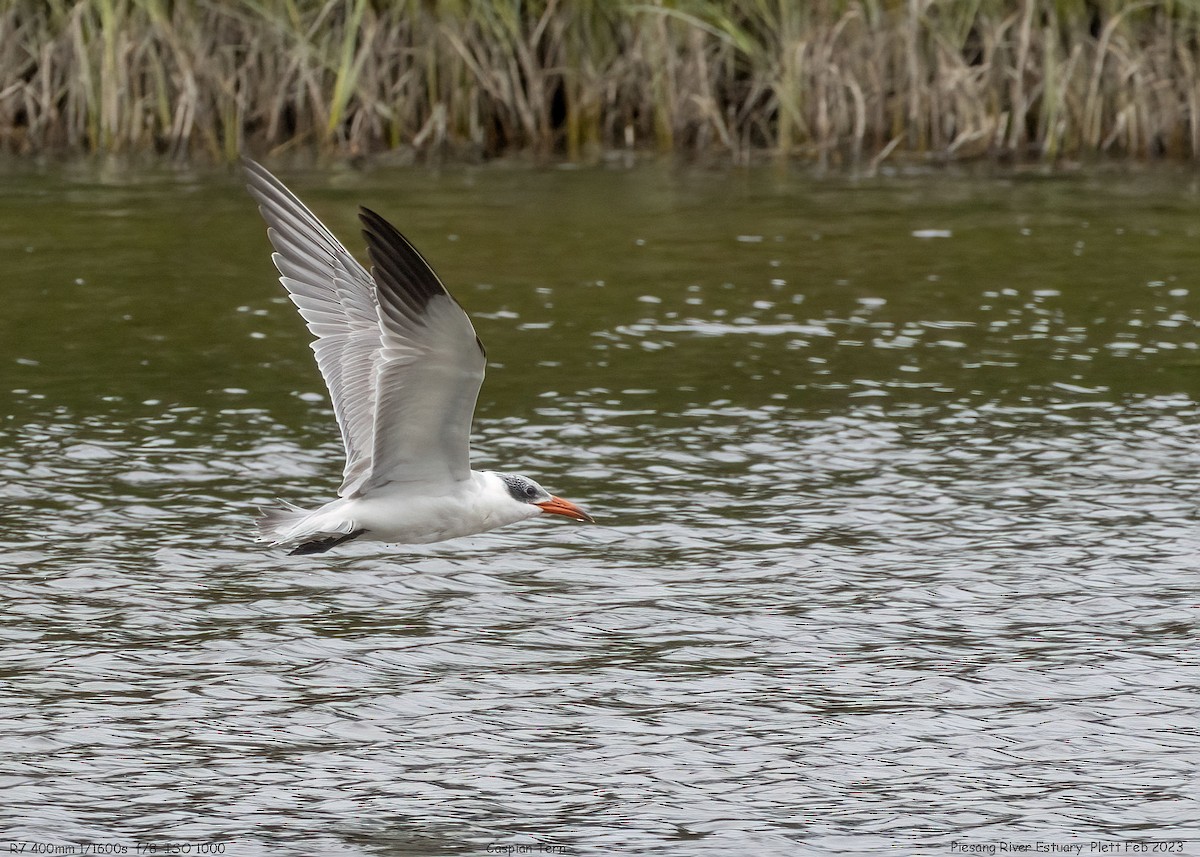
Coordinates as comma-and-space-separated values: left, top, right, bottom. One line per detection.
256, 500, 364, 555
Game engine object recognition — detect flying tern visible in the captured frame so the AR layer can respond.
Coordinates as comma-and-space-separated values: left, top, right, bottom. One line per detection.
242, 159, 593, 555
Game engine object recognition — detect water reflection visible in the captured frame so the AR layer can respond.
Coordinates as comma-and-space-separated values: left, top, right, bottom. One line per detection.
1, 164, 1198, 854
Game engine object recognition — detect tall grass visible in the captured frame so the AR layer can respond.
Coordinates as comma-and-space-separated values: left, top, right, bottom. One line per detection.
2, 0, 1199, 163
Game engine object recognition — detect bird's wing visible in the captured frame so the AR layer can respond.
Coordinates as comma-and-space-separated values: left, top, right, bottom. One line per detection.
243, 158, 386, 495
243, 158, 485, 496
358, 207, 486, 490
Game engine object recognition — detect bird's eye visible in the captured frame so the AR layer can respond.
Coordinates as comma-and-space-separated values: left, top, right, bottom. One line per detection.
525, 485, 538, 498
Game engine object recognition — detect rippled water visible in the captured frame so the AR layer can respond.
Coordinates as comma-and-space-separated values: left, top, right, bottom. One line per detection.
2, 162, 1199, 855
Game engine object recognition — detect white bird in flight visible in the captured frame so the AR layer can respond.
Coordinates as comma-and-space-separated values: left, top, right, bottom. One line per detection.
242, 159, 593, 555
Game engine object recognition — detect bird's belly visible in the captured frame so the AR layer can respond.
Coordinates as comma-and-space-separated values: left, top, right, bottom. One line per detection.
349, 488, 527, 545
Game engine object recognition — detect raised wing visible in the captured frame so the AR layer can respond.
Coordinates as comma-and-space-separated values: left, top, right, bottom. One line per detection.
242, 159, 485, 495
243, 158, 383, 495
359, 207, 486, 489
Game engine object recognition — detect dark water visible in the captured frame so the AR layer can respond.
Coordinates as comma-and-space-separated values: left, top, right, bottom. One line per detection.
2, 159, 1199, 856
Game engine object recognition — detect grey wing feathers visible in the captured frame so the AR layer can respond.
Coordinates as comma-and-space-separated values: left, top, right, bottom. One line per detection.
242, 158, 381, 495
357, 208, 487, 488
242, 158, 485, 495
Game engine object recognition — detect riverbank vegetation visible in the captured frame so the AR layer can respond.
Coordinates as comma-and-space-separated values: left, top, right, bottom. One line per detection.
2, 0, 1199, 164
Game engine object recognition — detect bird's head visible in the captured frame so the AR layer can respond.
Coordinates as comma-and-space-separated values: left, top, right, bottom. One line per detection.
495, 473, 594, 523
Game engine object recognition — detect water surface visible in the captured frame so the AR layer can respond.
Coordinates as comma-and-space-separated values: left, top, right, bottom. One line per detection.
2, 160, 1199, 855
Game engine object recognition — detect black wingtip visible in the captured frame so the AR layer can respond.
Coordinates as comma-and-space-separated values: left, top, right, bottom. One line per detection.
287, 529, 366, 556
358, 205, 485, 358
359, 205, 451, 319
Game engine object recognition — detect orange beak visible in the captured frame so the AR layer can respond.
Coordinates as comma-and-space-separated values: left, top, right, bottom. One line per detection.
536, 496, 594, 523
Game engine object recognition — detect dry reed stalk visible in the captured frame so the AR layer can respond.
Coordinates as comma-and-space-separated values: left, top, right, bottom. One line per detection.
1, 0, 1199, 163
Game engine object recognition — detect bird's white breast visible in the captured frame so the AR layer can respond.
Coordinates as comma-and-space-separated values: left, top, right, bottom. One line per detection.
347, 471, 538, 544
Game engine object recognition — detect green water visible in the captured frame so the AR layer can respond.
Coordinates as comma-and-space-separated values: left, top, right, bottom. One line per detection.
2, 161, 1198, 854
6, 164, 1200, 424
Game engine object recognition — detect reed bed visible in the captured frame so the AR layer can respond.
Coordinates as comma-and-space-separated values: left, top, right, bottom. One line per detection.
3, 0, 1200, 163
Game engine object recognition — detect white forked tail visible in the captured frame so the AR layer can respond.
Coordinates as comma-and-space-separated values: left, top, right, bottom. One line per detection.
255, 500, 311, 544
256, 499, 364, 556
